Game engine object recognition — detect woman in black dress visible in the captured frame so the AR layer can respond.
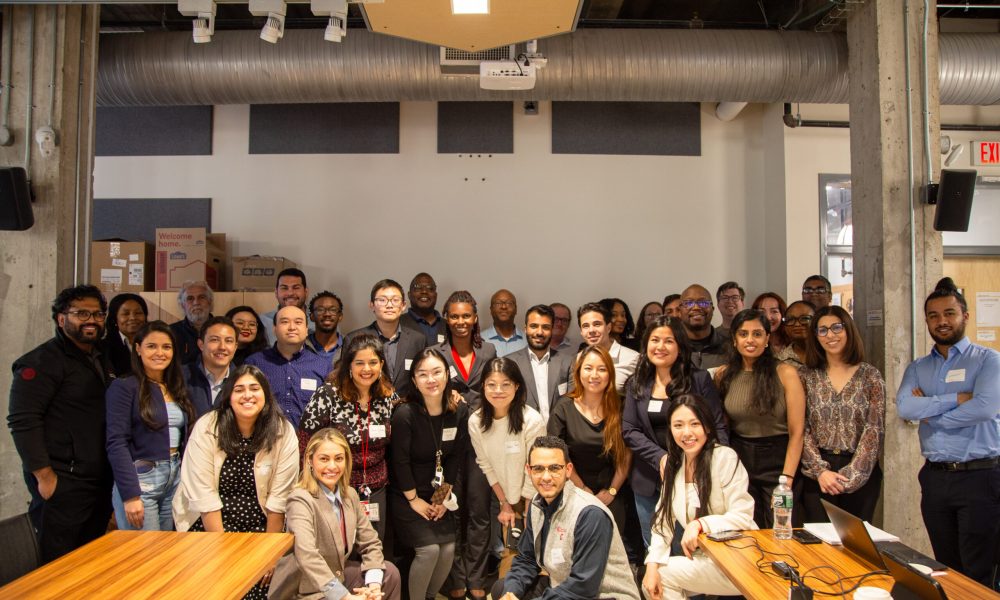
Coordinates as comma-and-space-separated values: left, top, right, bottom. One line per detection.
225, 305, 268, 366
172, 364, 300, 599
390, 348, 470, 600
101, 293, 148, 377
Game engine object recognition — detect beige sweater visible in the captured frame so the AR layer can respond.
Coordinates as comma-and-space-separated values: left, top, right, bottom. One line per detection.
468, 406, 546, 504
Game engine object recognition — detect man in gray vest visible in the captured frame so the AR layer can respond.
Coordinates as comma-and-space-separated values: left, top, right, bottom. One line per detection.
493, 436, 641, 600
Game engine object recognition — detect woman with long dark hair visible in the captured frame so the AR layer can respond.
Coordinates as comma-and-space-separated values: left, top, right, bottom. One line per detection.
548, 345, 632, 535
752, 292, 789, 354
298, 333, 400, 540
641, 395, 755, 600
622, 316, 727, 548
601, 297, 636, 348
172, 364, 299, 599
631, 301, 664, 351
390, 348, 469, 600
800, 306, 885, 522
107, 321, 198, 530
714, 309, 805, 528
102, 293, 148, 377
225, 305, 268, 366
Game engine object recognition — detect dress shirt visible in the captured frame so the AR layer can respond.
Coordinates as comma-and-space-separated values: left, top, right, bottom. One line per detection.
896, 337, 1000, 462
198, 360, 232, 405
482, 325, 528, 357
319, 484, 383, 597
244, 344, 333, 428
529, 351, 552, 420
372, 324, 401, 376
553, 339, 573, 352
608, 341, 640, 393
401, 309, 446, 346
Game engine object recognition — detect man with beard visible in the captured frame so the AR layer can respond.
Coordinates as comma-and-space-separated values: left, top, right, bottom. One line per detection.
482, 289, 527, 357
576, 302, 639, 394
508, 305, 574, 422
307, 291, 345, 367
262, 268, 314, 344
183, 315, 237, 413
400, 272, 447, 346
8, 285, 115, 562
897, 278, 1000, 588
678, 284, 728, 371
169, 280, 214, 364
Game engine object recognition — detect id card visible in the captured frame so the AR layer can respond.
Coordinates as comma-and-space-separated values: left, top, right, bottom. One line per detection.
442, 427, 457, 442
505, 440, 521, 454
300, 378, 317, 391
549, 548, 566, 565
360, 500, 380, 522
648, 400, 664, 413
369, 424, 387, 439
945, 369, 966, 383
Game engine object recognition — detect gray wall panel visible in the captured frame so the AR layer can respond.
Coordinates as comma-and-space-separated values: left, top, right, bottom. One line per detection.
93, 198, 212, 243
96, 106, 213, 156
438, 102, 513, 154
249, 103, 400, 154
552, 102, 701, 156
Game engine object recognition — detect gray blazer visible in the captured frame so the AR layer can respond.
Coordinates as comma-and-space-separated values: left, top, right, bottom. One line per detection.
345, 322, 427, 398
507, 346, 575, 418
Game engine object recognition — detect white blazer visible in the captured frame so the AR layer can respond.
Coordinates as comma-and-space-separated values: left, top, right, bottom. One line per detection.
646, 445, 756, 564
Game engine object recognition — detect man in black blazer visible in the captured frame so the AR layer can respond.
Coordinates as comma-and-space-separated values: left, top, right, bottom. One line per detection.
345, 278, 427, 398
507, 305, 574, 422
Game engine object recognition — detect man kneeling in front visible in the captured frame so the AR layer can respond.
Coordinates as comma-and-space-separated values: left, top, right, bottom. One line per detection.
492, 436, 641, 600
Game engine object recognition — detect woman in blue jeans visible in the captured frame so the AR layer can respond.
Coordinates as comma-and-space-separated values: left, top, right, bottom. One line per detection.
106, 320, 206, 530
622, 316, 728, 548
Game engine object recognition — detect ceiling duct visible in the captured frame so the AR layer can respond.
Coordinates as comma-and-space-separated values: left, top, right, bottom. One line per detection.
96, 29, 1000, 106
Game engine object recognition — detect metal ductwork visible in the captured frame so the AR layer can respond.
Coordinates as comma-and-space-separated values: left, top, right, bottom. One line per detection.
96, 29, 1000, 106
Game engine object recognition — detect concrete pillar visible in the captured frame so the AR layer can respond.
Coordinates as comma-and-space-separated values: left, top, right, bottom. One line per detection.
0, 5, 100, 519
847, 0, 942, 551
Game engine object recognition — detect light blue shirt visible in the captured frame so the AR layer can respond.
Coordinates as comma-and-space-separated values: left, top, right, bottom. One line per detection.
896, 337, 1000, 462
482, 325, 527, 357
318, 484, 383, 599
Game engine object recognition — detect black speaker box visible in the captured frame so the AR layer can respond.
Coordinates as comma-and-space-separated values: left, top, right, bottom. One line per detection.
934, 169, 977, 232
0, 167, 34, 231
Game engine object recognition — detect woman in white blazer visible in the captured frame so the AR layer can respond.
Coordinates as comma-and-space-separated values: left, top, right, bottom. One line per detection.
642, 394, 756, 600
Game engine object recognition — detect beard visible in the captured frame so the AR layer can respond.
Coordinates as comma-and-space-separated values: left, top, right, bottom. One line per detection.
528, 336, 551, 351
930, 322, 966, 346
64, 321, 104, 345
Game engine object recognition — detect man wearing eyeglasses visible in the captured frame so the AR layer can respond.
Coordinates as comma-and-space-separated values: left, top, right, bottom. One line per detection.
715, 281, 745, 335
8, 284, 116, 563
548, 303, 574, 352
801, 275, 833, 309
400, 272, 447, 346
493, 436, 641, 600
307, 291, 345, 367
678, 284, 728, 371
345, 278, 427, 397
483, 289, 528, 357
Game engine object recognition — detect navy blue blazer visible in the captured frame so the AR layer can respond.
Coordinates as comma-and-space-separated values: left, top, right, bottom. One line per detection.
182, 361, 228, 415
622, 369, 728, 497
105, 376, 194, 500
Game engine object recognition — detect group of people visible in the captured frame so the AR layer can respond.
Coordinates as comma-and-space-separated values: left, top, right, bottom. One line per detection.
7, 268, 999, 599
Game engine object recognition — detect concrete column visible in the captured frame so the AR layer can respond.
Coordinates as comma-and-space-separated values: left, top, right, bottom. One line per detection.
0, 5, 100, 519
847, 0, 942, 551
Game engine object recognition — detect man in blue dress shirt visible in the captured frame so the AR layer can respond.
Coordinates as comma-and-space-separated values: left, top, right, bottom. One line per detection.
897, 278, 1000, 587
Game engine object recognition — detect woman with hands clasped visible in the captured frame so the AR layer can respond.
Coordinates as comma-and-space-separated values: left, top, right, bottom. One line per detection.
642, 395, 755, 600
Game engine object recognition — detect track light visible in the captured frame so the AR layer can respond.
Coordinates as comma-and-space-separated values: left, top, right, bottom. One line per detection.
249, 0, 287, 43
178, 0, 216, 44
312, 0, 348, 42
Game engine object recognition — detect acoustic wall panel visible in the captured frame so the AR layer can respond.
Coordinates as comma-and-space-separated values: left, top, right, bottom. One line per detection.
552, 102, 701, 156
249, 103, 400, 154
93, 198, 212, 244
96, 106, 213, 156
438, 101, 514, 154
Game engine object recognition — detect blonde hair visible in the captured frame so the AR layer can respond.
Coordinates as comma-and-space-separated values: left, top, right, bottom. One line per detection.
297, 428, 352, 496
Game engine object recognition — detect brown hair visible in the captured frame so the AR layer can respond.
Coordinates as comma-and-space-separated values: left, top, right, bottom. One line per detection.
567, 345, 630, 472
805, 305, 865, 368
297, 428, 352, 497
326, 333, 395, 401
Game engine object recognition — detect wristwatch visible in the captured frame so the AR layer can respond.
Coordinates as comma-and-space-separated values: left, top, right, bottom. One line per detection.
607, 487, 618, 497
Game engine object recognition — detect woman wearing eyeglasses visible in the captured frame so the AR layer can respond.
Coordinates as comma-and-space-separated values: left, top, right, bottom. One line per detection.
799, 306, 885, 523
776, 301, 816, 367
225, 306, 268, 367
714, 309, 805, 528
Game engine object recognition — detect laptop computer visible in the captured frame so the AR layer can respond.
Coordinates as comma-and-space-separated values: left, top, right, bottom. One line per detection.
820, 499, 947, 572
882, 551, 948, 600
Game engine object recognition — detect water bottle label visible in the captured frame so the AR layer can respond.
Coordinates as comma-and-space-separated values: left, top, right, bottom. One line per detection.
773, 495, 792, 509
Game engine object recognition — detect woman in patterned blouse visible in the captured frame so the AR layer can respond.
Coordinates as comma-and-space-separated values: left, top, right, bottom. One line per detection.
800, 305, 886, 522
298, 333, 400, 540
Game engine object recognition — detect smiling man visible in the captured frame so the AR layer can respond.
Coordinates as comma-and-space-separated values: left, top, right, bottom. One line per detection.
183, 315, 238, 414
897, 278, 1000, 587
262, 268, 315, 345
678, 284, 728, 371
576, 302, 639, 394
493, 436, 640, 600
508, 305, 574, 422
400, 272, 447, 346
483, 289, 528, 357
307, 291, 345, 368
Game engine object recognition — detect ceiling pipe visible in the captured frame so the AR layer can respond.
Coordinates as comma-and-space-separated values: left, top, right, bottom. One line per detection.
781, 102, 1000, 131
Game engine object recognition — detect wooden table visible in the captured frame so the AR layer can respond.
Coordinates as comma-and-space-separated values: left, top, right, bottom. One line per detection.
0, 530, 293, 600
699, 530, 1000, 600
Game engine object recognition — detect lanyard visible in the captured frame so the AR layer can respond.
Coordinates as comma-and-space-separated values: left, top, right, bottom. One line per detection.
355, 399, 371, 491
425, 408, 445, 487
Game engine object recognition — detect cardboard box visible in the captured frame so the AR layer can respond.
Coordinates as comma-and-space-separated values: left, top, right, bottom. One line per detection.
155, 228, 227, 291
91, 240, 154, 295
231, 255, 297, 291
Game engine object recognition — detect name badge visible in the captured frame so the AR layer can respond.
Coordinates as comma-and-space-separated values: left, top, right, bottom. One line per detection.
442, 427, 457, 442
549, 548, 566, 565
369, 424, 387, 439
438, 334, 446, 343
450, 366, 459, 379
300, 378, 317, 391
505, 440, 521, 454
945, 369, 966, 383
648, 400, 664, 413
405, 358, 413, 370
257, 463, 272, 475
360, 500, 380, 522
557, 382, 568, 395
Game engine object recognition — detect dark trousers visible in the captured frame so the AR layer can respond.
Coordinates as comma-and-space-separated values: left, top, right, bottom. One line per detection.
730, 434, 803, 528
919, 463, 1000, 588
22, 469, 45, 532
447, 455, 492, 591
35, 473, 113, 564
801, 452, 882, 523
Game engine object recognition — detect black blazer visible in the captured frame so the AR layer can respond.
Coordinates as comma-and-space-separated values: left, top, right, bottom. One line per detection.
436, 340, 497, 409
181, 361, 229, 416
622, 369, 728, 497
100, 334, 134, 378
345, 322, 427, 398
506, 346, 574, 418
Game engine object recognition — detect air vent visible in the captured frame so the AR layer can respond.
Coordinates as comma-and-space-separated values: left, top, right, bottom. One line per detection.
440, 45, 516, 76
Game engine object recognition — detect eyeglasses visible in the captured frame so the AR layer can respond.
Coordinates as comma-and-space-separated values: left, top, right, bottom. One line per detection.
553, 317, 571, 324
411, 284, 436, 292
373, 297, 404, 307
528, 464, 566, 475
312, 307, 342, 315
802, 287, 830, 295
65, 310, 107, 321
232, 320, 258, 329
485, 382, 515, 393
736, 330, 767, 339
783, 315, 814, 326
681, 300, 712, 310
816, 322, 846, 337
719, 294, 742, 303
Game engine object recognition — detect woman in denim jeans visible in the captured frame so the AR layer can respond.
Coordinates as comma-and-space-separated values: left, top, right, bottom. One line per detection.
106, 320, 198, 530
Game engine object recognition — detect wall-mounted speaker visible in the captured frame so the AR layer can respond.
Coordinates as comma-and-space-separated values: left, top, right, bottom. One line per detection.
934, 169, 977, 232
0, 167, 34, 231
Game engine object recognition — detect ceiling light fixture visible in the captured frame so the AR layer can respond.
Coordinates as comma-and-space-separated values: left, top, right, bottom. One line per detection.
311, 0, 348, 42
178, 0, 216, 44
451, 0, 489, 15
249, 0, 287, 43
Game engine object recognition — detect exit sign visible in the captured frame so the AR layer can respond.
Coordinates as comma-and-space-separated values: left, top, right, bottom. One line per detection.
973, 140, 1000, 166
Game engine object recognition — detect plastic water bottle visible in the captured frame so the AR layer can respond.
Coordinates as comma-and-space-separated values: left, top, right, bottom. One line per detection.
772, 475, 793, 540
